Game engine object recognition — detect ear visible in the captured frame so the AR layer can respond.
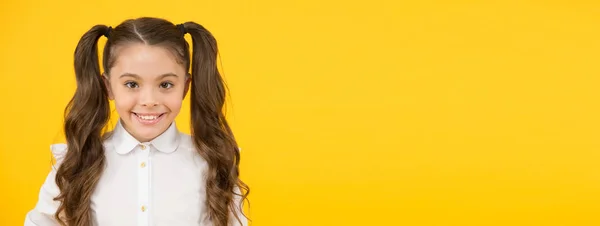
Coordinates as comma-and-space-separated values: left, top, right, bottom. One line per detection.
102, 73, 115, 100
183, 74, 191, 99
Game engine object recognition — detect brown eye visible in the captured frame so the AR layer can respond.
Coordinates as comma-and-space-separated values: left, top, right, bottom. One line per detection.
160, 82, 174, 89
125, 81, 139, 88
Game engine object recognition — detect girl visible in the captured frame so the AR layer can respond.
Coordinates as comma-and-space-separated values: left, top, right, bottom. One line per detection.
25, 17, 249, 226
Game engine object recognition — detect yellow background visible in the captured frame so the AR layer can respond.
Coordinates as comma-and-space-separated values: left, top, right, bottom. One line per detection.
1, 0, 599, 225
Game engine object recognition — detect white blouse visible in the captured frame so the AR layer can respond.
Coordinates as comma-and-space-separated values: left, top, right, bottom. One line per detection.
25, 120, 247, 226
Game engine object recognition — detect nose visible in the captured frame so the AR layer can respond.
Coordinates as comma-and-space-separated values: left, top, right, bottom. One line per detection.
139, 87, 159, 107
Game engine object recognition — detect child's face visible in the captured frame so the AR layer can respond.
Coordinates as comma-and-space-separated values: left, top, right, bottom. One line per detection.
104, 43, 189, 142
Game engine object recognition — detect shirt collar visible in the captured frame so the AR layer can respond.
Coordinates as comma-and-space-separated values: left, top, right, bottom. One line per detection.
111, 119, 180, 155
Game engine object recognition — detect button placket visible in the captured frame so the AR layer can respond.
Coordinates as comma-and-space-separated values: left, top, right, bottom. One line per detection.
137, 144, 150, 226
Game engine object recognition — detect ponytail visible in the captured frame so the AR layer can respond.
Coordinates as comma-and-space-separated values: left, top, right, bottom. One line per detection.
54, 25, 111, 226
181, 22, 250, 226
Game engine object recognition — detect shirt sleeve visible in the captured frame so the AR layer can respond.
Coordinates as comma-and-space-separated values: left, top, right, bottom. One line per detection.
229, 185, 249, 226
24, 144, 68, 226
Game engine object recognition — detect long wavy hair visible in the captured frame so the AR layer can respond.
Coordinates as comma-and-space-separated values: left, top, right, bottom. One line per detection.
54, 17, 249, 226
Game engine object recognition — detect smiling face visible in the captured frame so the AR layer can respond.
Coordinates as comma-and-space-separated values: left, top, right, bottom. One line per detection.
104, 43, 189, 142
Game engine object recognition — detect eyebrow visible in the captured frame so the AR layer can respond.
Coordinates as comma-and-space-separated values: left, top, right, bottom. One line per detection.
119, 73, 179, 80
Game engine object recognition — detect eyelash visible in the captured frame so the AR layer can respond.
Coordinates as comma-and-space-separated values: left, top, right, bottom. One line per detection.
160, 82, 174, 89
123, 81, 174, 89
124, 81, 138, 89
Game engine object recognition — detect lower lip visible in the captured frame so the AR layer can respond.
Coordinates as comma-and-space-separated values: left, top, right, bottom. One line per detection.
133, 113, 165, 125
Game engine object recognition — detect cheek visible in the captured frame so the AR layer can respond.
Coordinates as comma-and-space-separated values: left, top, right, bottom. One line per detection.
164, 92, 185, 113
112, 90, 137, 110
164, 95, 183, 112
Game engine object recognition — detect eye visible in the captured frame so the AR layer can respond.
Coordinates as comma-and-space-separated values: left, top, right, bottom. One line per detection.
124, 81, 139, 89
160, 82, 174, 89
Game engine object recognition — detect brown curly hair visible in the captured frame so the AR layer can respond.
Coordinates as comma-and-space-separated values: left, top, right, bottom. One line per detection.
54, 17, 249, 226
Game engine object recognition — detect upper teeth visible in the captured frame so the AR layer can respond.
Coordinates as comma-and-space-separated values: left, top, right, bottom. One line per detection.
139, 115, 158, 120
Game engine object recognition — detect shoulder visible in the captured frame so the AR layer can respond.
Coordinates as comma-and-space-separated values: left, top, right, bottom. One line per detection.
175, 133, 210, 169
174, 132, 203, 163
48, 140, 113, 163
175, 132, 243, 153
176, 132, 196, 151
49, 143, 68, 162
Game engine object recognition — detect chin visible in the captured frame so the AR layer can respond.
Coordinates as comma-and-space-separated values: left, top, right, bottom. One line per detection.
123, 120, 168, 142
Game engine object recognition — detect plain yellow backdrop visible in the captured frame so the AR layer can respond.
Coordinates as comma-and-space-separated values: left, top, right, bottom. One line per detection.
1, 0, 600, 225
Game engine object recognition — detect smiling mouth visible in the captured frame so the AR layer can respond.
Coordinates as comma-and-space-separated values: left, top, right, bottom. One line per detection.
132, 112, 166, 124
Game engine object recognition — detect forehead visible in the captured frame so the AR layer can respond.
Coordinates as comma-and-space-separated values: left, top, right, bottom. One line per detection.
110, 43, 186, 78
